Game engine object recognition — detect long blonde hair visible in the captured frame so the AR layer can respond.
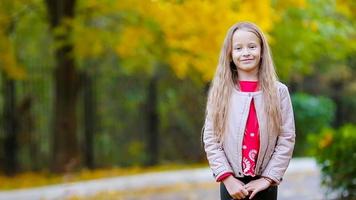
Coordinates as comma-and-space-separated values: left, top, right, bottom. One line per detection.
206, 21, 281, 142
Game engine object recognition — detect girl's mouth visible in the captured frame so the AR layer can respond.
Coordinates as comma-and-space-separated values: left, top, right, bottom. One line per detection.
241, 59, 254, 62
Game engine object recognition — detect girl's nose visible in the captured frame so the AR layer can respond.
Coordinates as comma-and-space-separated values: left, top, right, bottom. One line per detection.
242, 48, 250, 56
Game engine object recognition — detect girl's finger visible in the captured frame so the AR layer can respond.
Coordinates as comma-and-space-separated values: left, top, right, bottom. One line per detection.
238, 193, 244, 199
242, 188, 249, 196
238, 191, 247, 199
249, 189, 260, 199
232, 193, 241, 199
244, 184, 252, 190
232, 194, 240, 199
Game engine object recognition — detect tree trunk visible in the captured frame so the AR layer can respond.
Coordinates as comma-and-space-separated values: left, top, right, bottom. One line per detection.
2, 75, 18, 176
45, 0, 80, 173
145, 75, 159, 166
17, 95, 38, 171
82, 72, 95, 169
331, 81, 344, 127
1, 6, 19, 176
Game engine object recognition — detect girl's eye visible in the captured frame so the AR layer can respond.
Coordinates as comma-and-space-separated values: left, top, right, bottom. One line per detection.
249, 46, 256, 49
234, 47, 242, 50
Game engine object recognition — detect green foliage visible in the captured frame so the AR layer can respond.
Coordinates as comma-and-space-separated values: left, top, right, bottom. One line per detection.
158, 70, 206, 163
291, 92, 335, 156
271, 0, 355, 81
341, 94, 356, 124
309, 125, 356, 199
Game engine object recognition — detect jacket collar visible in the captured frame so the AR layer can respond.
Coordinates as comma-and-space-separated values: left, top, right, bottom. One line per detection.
232, 87, 263, 96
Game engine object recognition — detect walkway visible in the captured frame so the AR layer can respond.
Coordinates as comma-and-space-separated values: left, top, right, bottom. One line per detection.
0, 158, 327, 200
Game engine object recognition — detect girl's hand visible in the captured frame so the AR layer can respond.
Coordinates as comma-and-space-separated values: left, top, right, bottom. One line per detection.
222, 176, 249, 199
244, 178, 271, 199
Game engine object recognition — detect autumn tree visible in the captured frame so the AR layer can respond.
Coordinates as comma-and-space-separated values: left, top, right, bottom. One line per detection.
271, 0, 356, 126
0, 0, 28, 175
44, 0, 81, 173
114, 0, 278, 165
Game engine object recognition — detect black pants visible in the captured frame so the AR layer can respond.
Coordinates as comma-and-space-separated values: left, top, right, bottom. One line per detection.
220, 176, 277, 200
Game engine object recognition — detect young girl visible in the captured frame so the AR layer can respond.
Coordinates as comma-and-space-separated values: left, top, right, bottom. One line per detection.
203, 22, 295, 200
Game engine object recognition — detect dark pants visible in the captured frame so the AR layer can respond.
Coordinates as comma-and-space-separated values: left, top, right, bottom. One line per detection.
220, 176, 278, 200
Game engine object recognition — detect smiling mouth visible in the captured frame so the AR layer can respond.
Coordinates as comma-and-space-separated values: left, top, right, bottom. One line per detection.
241, 59, 254, 62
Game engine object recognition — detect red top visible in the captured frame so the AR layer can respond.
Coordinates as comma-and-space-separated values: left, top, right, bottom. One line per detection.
239, 80, 260, 177
216, 80, 260, 182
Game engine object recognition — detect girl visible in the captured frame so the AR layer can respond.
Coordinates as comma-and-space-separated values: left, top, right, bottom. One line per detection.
203, 22, 296, 200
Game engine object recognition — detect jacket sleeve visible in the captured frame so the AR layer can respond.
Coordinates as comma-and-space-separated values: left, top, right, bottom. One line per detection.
203, 112, 234, 181
261, 85, 296, 185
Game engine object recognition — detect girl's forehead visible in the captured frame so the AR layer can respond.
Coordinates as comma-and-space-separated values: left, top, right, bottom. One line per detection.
232, 30, 261, 44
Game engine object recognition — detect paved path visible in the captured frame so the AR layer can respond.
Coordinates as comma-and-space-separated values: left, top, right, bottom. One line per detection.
0, 158, 328, 200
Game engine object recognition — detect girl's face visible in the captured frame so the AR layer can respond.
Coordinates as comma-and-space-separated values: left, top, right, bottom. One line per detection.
231, 30, 262, 75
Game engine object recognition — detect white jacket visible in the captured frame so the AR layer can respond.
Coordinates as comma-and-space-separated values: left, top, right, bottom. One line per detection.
203, 81, 296, 184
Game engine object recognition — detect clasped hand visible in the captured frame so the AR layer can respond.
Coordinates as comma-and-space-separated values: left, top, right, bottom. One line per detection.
223, 176, 271, 199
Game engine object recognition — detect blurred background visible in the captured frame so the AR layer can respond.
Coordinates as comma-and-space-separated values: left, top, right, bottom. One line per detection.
0, 0, 355, 199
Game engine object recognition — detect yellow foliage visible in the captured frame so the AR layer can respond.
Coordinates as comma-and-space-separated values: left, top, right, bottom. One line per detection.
0, 0, 28, 80
274, 0, 307, 11
335, 0, 355, 18
114, 25, 158, 75
115, 26, 156, 58
319, 131, 333, 149
310, 21, 319, 32
0, 163, 206, 190
113, 0, 278, 81
236, 0, 276, 33
0, 35, 26, 79
74, 26, 106, 59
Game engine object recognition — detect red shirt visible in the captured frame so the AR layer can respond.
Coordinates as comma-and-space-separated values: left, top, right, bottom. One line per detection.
240, 80, 260, 177
216, 81, 261, 182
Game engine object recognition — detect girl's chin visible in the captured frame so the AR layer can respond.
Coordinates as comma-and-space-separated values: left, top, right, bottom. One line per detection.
238, 64, 258, 70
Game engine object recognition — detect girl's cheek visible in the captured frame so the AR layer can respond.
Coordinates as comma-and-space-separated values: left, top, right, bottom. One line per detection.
232, 52, 240, 58
232, 56, 239, 63
250, 49, 260, 54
